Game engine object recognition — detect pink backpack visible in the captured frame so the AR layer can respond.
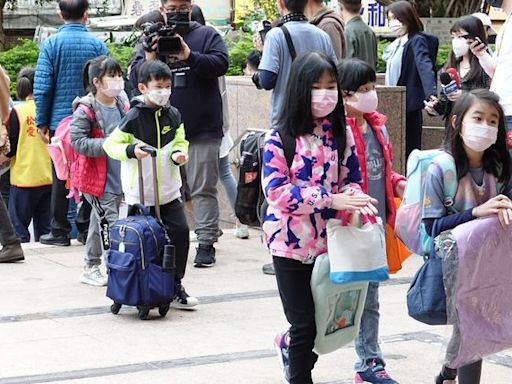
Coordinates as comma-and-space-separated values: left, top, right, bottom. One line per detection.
47, 105, 95, 202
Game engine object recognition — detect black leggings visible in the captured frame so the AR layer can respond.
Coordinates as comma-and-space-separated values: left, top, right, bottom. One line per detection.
458, 360, 482, 384
273, 256, 318, 384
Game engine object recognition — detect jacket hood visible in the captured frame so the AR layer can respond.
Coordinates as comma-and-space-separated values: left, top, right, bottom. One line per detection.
310, 8, 344, 26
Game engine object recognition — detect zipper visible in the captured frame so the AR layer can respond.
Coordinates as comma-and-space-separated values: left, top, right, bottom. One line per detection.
116, 224, 146, 270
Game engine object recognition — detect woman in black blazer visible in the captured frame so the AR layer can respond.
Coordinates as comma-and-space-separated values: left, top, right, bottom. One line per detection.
383, 1, 438, 157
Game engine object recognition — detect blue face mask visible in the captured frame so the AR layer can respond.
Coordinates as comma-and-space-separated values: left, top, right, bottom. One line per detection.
486, 0, 503, 7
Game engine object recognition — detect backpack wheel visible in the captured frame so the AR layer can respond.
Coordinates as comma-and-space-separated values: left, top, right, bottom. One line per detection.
158, 304, 170, 317
110, 303, 122, 315
138, 305, 150, 320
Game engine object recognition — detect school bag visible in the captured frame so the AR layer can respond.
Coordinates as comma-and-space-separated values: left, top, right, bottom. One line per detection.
106, 147, 175, 320
47, 105, 96, 203
234, 128, 300, 226
395, 149, 458, 256
311, 253, 368, 355
235, 128, 345, 227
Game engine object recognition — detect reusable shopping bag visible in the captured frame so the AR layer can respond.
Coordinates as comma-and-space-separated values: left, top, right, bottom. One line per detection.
311, 253, 368, 355
386, 198, 412, 274
326, 216, 389, 284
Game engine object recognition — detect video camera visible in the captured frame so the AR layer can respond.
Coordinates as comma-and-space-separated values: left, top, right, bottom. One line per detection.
143, 10, 190, 56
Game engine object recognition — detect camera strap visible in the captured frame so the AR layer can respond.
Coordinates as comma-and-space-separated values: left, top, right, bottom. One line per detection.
281, 25, 296, 61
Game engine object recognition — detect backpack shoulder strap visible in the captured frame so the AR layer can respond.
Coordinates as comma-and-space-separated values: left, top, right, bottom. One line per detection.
433, 152, 458, 208
276, 129, 296, 170
280, 25, 297, 61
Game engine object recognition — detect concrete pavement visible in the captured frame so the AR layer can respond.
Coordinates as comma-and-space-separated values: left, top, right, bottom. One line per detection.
1, 229, 511, 384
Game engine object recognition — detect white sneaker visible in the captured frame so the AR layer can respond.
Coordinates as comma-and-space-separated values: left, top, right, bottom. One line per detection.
79, 265, 108, 286
189, 231, 198, 242
235, 223, 249, 239
170, 286, 199, 310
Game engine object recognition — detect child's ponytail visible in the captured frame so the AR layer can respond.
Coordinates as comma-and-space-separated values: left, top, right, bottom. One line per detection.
82, 55, 122, 95
16, 67, 35, 101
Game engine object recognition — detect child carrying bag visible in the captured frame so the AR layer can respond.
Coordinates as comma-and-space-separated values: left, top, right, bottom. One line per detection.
327, 216, 389, 284
311, 253, 368, 355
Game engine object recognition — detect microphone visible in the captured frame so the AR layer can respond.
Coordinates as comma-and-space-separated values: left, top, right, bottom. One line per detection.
446, 67, 461, 87
440, 71, 459, 97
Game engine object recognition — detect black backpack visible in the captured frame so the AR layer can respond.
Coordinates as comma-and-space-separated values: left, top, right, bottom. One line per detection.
234, 128, 344, 227
234, 129, 296, 227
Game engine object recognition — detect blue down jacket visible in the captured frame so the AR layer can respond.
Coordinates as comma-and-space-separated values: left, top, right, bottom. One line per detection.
34, 23, 108, 131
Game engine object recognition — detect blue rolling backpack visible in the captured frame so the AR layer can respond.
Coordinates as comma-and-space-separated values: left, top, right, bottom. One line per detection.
106, 147, 176, 320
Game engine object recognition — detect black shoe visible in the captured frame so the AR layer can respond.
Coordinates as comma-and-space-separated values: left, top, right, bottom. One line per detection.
0, 241, 24, 263
435, 366, 457, 384
194, 244, 216, 268
76, 232, 87, 245
262, 262, 275, 275
171, 286, 199, 309
39, 233, 71, 246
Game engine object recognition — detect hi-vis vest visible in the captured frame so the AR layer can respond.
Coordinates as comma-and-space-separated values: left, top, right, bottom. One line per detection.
10, 100, 52, 187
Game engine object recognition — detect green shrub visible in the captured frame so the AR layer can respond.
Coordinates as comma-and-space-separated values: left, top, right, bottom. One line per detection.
0, 40, 40, 96
225, 32, 254, 76
107, 43, 135, 73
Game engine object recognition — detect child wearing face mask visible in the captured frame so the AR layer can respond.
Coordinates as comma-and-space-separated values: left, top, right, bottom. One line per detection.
338, 58, 404, 384
262, 52, 378, 384
421, 89, 512, 384
103, 60, 198, 310
70, 56, 129, 286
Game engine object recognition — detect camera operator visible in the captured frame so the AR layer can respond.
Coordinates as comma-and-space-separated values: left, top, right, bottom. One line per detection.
129, 0, 228, 268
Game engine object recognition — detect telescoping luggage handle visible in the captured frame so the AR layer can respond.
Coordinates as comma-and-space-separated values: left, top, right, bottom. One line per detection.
137, 146, 161, 221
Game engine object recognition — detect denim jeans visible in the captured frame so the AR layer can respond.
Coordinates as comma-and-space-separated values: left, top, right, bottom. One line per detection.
218, 155, 237, 214
354, 282, 384, 371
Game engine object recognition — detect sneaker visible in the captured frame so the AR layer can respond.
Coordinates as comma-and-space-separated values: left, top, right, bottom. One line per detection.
0, 241, 24, 263
171, 286, 199, 310
189, 231, 198, 243
234, 222, 250, 239
79, 265, 108, 286
194, 244, 216, 268
40, 233, 71, 246
354, 359, 398, 384
274, 331, 290, 384
262, 262, 275, 275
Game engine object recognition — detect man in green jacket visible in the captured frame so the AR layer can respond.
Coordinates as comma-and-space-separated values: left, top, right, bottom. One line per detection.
339, 0, 377, 69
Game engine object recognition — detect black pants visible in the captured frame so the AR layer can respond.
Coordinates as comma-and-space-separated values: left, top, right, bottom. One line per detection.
0, 191, 18, 246
406, 109, 423, 159
49, 164, 91, 238
150, 198, 189, 286
9, 185, 51, 242
458, 360, 482, 384
273, 256, 318, 384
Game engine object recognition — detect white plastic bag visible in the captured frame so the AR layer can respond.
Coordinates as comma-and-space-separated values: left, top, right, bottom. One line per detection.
327, 218, 389, 284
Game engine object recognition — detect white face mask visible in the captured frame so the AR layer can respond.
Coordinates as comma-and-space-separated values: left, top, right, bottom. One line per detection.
461, 122, 498, 152
452, 37, 469, 58
347, 90, 379, 114
103, 79, 124, 98
148, 89, 171, 106
389, 19, 405, 36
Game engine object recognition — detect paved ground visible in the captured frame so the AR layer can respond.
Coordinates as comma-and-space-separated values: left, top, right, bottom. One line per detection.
1, 229, 511, 384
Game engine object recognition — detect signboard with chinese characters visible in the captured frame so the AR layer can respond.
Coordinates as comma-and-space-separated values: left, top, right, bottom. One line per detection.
361, 0, 389, 33
124, 0, 231, 22
4, 0, 121, 14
